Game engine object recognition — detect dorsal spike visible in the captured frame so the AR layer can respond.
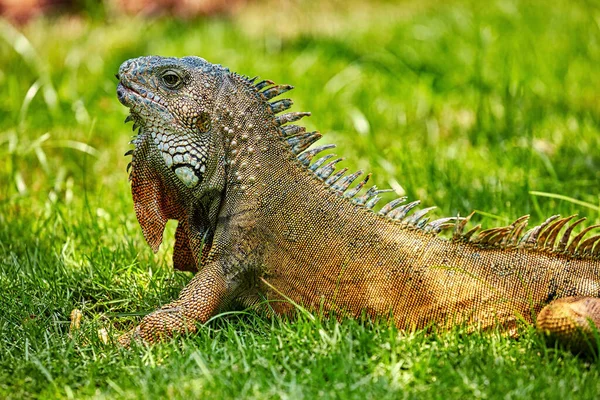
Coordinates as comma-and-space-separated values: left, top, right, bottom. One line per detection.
344, 173, 371, 199
379, 197, 408, 216
543, 215, 577, 251
353, 186, 378, 206
594, 240, 600, 257
557, 218, 587, 252
453, 211, 475, 241
474, 227, 512, 246
566, 224, 600, 254
523, 215, 561, 248
370, 189, 394, 199
270, 99, 293, 114
282, 125, 306, 136
297, 144, 336, 166
405, 207, 436, 225
255, 79, 274, 90
436, 222, 459, 232
577, 235, 600, 256
506, 215, 530, 245
365, 195, 382, 209
426, 217, 463, 234
126, 162, 132, 173
538, 215, 569, 247
124, 149, 134, 156
388, 200, 420, 220
332, 170, 363, 193
262, 84, 294, 100
464, 224, 481, 241
325, 168, 348, 185
488, 228, 515, 246
309, 154, 335, 171
276, 112, 311, 128
315, 158, 344, 180
286, 131, 322, 154
416, 218, 430, 229
518, 227, 536, 246
364, 186, 379, 197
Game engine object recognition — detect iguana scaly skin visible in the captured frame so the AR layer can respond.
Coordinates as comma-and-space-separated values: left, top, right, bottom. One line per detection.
116, 55, 600, 352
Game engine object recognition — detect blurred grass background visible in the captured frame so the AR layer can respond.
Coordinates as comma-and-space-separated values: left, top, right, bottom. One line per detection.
1, 0, 600, 398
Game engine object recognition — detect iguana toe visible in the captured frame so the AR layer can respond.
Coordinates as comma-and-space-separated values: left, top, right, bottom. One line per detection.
118, 307, 198, 346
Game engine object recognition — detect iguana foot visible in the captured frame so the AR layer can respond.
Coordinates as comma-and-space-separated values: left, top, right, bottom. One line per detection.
537, 296, 600, 353
118, 264, 229, 346
118, 306, 198, 346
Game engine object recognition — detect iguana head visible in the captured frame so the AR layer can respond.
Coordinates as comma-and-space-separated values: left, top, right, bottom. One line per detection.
116, 55, 315, 267
117, 55, 247, 267
117, 55, 230, 190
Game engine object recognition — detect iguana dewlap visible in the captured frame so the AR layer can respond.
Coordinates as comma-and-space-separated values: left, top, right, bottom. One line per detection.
116, 55, 600, 352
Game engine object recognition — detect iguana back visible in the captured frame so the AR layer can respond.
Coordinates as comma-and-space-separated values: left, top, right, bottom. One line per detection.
116, 55, 600, 352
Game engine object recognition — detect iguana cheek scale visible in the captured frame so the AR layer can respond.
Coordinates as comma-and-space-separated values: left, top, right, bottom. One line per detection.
116, 55, 600, 353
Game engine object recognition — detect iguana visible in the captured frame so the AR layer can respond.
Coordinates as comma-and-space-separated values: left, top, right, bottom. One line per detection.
116, 55, 600, 352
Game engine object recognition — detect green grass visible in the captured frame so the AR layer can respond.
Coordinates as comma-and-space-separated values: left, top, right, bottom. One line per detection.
1, 0, 600, 398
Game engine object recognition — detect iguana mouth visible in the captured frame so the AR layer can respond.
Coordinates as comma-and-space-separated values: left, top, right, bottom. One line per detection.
117, 82, 167, 111
116, 82, 136, 107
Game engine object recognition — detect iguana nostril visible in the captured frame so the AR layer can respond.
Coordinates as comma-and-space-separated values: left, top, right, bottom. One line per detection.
118, 60, 135, 77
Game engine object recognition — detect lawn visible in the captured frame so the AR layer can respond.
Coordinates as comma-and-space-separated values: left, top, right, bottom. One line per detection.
1, 0, 600, 398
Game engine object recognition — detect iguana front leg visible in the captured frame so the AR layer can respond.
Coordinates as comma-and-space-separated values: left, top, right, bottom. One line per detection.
118, 262, 229, 345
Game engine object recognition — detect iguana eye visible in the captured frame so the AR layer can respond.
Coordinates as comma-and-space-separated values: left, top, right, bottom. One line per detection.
161, 70, 182, 88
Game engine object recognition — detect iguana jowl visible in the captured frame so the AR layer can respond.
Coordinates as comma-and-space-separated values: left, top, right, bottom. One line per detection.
116, 55, 600, 351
